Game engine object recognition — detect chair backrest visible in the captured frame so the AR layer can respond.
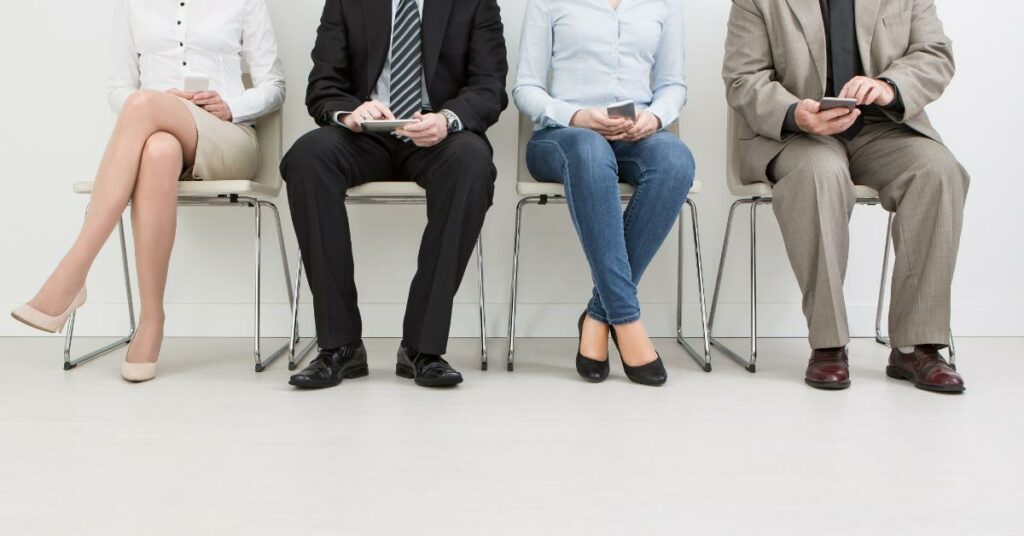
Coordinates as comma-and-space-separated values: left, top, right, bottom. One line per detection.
252, 110, 283, 193
515, 112, 683, 184
241, 73, 283, 194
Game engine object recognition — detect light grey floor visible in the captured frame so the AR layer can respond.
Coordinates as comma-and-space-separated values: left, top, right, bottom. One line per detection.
1, 336, 1021, 535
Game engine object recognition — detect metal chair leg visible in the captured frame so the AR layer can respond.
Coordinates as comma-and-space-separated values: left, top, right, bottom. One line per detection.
709, 199, 761, 372
63, 215, 137, 370
507, 197, 529, 372
250, 201, 294, 373
875, 213, 895, 347
288, 259, 318, 370
676, 199, 712, 372
476, 236, 488, 371
747, 201, 760, 373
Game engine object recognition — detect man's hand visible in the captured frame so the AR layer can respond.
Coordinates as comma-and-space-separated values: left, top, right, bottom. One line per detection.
838, 76, 895, 107
342, 100, 396, 133
570, 107, 633, 140
794, 99, 862, 136
395, 112, 449, 148
191, 91, 233, 122
622, 112, 661, 142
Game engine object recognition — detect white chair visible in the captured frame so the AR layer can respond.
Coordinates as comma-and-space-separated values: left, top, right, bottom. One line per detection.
709, 110, 956, 372
286, 182, 489, 371
67, 108, 296, 372
507, 114, 712, 372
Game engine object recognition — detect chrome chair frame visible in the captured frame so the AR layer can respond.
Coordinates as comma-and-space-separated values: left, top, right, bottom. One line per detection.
64, 194, 297, 372
287, 194, 489, 371
506, 195, 711, 372
707, 196, 957, 373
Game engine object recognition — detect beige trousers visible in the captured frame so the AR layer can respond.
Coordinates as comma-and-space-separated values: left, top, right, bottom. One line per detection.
766, 121, 969, 350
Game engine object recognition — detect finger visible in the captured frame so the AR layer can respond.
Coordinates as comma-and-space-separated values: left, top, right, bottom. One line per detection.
373, 102, 396, 121
838, 78, 860, 100
854, 83, 873, 105
818, 107, 853, 122
862, 85, 880, 106
403, 119, 434, 133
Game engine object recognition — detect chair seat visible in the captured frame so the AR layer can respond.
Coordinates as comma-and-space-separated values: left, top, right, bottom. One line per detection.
73, 180, 281, 199
517, 179, 703, 198
729, 181, 880, 200
346, 181, 427, 197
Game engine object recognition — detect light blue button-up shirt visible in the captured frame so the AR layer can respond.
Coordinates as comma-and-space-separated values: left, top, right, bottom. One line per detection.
513, 0, 688, 130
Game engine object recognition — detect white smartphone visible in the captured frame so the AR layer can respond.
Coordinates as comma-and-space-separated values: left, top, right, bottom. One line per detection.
819, 97, 858, 111
183, 73, 210, 93
361, 119, 419, 133
607, 100, 637, 121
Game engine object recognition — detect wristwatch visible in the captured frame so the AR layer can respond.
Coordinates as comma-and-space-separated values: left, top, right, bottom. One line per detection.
439, 109, 463, 134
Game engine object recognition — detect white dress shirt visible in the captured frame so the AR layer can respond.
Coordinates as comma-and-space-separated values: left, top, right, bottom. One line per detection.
513, 0, 688, 130
108, 0, 286, 124
332, 0, 462, 131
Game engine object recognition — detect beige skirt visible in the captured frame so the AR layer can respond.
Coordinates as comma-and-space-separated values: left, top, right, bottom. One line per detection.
177, 97, 260, 181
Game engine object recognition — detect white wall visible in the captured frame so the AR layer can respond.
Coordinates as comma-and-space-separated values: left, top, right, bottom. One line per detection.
0, 0, 1021, 340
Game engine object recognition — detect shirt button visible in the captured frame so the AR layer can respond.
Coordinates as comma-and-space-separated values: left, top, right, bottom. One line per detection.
182, 61, 188, 66
180, 2, 185, 5
177, 21, 181, 25
179, 42, 184, 47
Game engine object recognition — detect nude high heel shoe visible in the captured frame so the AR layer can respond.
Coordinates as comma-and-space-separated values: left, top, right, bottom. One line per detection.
121, 358, 158, 383
11, 288, 87, 334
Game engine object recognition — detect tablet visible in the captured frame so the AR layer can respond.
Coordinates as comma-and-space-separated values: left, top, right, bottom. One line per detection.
362, 119, 419, 133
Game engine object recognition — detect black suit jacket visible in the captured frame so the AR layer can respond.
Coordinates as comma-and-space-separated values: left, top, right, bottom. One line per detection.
305, 0, 509, 136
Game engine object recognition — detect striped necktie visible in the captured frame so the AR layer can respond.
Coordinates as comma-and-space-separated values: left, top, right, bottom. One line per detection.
390, 0, 424, 120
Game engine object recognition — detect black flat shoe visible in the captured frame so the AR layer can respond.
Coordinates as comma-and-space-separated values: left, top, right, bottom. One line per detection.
396, 344, 464, 388
289, 343, 369, 389
610, 326, 667, 386
576, 312, 610, 383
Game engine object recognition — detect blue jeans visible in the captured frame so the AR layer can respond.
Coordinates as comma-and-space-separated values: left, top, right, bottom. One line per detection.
526, 128, 696, 325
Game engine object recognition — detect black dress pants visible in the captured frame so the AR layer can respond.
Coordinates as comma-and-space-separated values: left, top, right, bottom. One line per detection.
280, 126, 495, 355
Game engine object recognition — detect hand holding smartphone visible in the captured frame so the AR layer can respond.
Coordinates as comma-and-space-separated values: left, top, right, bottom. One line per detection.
819, 97, 857, 112
184, 73, 210, 93
607, 100, 637, 122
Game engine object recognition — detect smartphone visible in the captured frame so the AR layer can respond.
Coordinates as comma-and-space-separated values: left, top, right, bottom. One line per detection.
607, 100, 637, 122
184, 73, 210, 93
819, 97, 858, 111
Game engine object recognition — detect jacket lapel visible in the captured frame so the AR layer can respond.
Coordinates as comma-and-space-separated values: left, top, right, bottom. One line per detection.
786, 0, 828, 94
855, 0, 882, 74
361, 0, 393, 96
421, 0, 454, 87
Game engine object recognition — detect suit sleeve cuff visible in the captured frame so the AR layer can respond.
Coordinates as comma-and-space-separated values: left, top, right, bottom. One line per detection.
782, 103, 801, 135
879, 78, 906, 114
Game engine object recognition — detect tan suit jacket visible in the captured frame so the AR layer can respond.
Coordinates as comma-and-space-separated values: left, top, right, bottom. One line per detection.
722, 0, 955, 183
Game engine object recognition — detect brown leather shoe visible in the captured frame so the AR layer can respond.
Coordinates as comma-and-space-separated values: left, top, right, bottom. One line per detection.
886, 346, 965, 393
805, 347, 851, 390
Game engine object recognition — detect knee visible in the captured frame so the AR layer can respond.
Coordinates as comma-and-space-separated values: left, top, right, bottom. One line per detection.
562, 129, 615, 167
121, 90, 165, 121
435, 134, 495, 204
914, 151, 970, 197
141, 132, 183, 166
646, 137, 696, 197
280, 128, 349, 187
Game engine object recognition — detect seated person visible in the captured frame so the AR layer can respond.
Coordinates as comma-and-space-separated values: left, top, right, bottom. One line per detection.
722, 0, 967, 392
514, 0, 695, 386
12, 0, 285, 383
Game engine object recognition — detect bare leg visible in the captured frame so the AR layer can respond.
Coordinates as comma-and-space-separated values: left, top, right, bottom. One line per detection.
580, 316, 610, 362
28, 91, 197, 315
613, 321, 658, 367
124, 133, 183, 364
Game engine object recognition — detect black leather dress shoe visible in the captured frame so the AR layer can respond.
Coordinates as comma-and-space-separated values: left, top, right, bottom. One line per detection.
289, 343, 368, 389
576, 312, 610, 383
396, 344, 463, 388
610, 326, 668, 386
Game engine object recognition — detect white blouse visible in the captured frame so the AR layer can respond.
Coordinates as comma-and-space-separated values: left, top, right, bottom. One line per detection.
108, 0, 286, 124
513, 0, 687, 130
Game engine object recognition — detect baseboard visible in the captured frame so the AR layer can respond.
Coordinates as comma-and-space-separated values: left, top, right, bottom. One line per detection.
3, 302, 1021, 338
